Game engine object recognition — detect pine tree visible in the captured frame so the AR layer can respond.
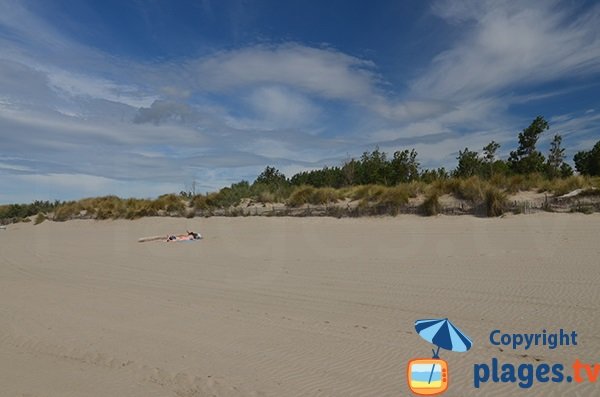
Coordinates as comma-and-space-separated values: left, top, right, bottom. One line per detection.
508, 116, 548, 174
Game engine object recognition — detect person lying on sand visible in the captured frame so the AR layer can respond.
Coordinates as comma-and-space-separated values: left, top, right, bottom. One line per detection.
166, 231, 202, 242
187, 230, 201, 239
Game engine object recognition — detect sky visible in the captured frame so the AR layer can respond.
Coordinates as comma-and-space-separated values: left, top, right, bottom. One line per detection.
1, 0, 599, 203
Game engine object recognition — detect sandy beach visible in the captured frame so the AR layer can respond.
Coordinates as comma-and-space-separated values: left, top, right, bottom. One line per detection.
1, 214, 599, 396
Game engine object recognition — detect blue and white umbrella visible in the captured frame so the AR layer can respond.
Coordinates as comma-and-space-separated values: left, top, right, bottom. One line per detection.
414, 318, 472, 384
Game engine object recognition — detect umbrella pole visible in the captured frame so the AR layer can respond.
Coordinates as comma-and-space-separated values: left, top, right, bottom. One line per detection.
427, 346, 441, 384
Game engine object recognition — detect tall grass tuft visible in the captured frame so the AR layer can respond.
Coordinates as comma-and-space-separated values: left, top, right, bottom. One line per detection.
542, 175, 587, 196
484, 187, 507, 217
421, 190, 441, 216
503, 173, 544, 193
53, 201, 80, 221
191, 194, 210, 211
34, 213, 46, 225
153, 194, 185, 215
349, 184, 386, 201
374, 186, 409, 215
455, 176, 486, 202
288, 186, 341, 206
404, 181, 427, 198
310, 187, 340, 205
256, 190, 276, 203
288, 185, 316, 207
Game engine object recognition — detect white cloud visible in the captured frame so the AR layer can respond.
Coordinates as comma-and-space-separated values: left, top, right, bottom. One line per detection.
371, 99, 455, 121
0, 162, 33, 172
245, 86, 320, 129
189, 44, 379, 101
0, 108, 207, 147
547, 111, 600, 143
47, 69, 158, 108
415, 0, 600, 99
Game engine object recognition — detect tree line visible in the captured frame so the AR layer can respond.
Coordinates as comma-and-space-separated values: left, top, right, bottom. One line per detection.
249, 116, 600, 191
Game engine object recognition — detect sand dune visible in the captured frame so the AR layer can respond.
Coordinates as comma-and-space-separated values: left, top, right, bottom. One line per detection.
1, 214, 599, 396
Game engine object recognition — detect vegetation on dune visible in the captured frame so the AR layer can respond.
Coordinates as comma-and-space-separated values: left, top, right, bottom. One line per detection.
0, 200, 61, 223
421, 189, 441, 216
484, 187, 508, 217
574, 141, 600, 176
34, 212, 47, 225
288, 186, 341, 207
2, 116, 600, 223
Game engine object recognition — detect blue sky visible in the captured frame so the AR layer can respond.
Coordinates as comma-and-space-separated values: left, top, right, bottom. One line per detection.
1, 0, 599, 203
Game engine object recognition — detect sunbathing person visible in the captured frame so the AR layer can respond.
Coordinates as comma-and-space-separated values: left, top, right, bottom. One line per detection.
166, 231, 202, 241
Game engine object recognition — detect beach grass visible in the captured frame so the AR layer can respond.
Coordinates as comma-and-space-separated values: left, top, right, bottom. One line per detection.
3, 175, 600, 223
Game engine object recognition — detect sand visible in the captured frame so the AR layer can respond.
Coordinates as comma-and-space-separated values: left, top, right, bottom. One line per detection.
1, 214, 599, 396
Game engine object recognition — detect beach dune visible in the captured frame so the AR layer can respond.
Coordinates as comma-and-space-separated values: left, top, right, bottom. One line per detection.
1, 214, 599, 396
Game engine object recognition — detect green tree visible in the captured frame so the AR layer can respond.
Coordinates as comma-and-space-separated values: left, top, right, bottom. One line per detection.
255, 166, 287, 186
390, 149, 420, 184
289, 167, 346, 188
574, 140, 600, 176
454, 148, 482, 178
482, 141, 503, 178
356, 147, 391, 185
508, 116, 548, 174
341, 159, 359, 186
483, 141, 500, 164
560, 163, 574, 178
545, 134, 572, 178
420, 167, 449, 183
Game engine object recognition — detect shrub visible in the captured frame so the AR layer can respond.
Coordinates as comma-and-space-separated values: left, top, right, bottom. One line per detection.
78, 195, 128, 219
545, 175, 587, 196
251, 182, 290, 203
288, 185, 316, 207
191, 194, 210, 210
374, 186, 409, 214
504, 173, 544, 193
119, 198, 154, 219
405, 181, 427, 198
310, 187, 339, 205
34, 213, 46, 225
53, 202, 79, 221
287, 186, 341, 207
574, 140, 600, 176
489, 173, 508, 189
484, 187, 507, 217
460, 178, 483, 201
446, 176, 486, 202
257, 190, 276, 203
0, 201, 61, 223
153, 194, 185, 215
421, 190, 441, 216
349, 184, 386, 201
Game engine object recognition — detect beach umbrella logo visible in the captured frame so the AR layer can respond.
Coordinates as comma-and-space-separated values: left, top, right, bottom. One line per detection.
407, 318, 473, 396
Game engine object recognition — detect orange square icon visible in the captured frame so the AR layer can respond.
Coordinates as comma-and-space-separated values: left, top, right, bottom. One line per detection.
407, 358, 448, 396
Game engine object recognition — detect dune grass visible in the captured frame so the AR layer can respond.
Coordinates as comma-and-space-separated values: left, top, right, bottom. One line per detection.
3, 174, 599, 224
34, 213, 46, 225
484, 187, 508, 217
288, 186, 342, 207
421, 189, 441, 216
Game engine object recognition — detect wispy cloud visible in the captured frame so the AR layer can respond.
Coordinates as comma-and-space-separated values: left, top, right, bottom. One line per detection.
415, 0, 600, 99
187, 44, 379, 101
